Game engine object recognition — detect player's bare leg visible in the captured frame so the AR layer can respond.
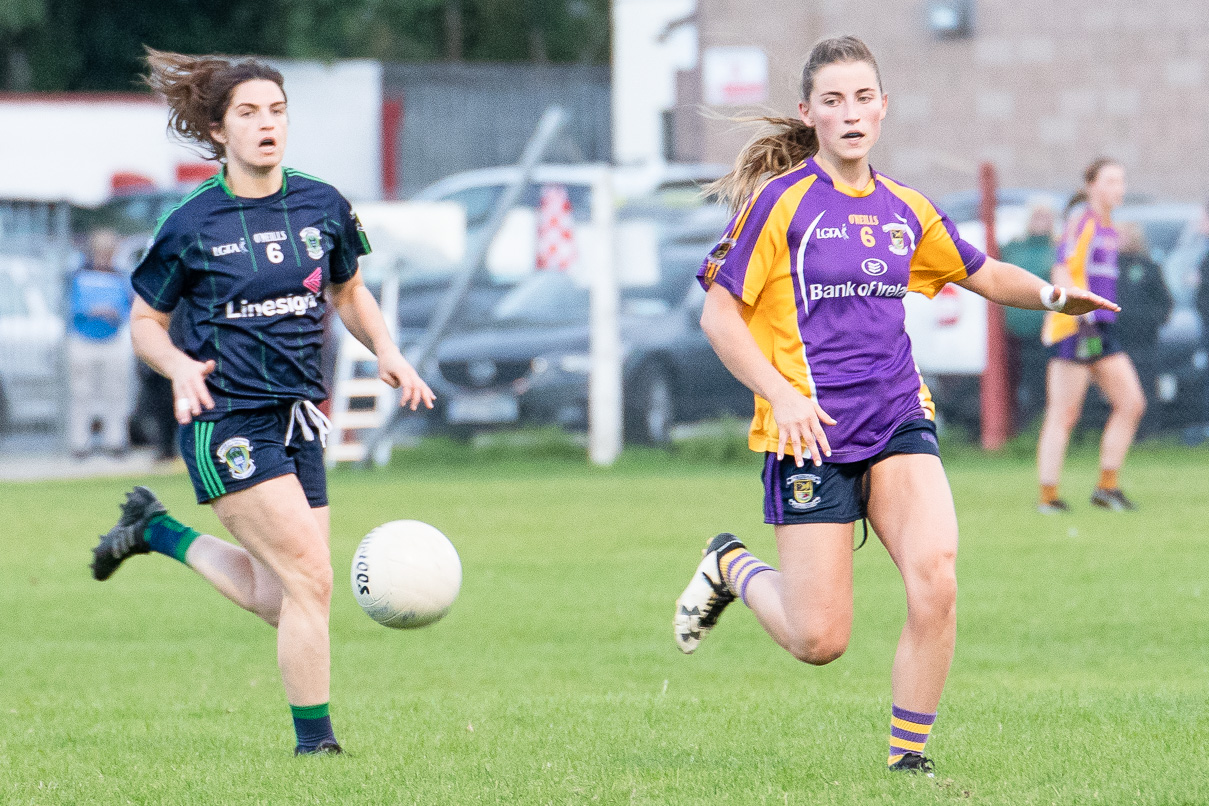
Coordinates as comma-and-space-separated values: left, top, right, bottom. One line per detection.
184, 535, 284, 625
1088, 353, 1145, 510
866, 452, 956, 772
1037, 359, 1092, 510
211, 475, 333, 708
742, 522, 855, 663
867, 453, 958, 713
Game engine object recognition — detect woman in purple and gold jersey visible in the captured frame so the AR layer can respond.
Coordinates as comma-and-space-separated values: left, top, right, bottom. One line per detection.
1037, 159, 1145, 513
89, 49, 434, 756
672, 36, 1118, 775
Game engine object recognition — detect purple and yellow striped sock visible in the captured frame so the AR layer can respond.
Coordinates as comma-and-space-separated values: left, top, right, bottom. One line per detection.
719, 549, 774, 607
889, 704, 936, 766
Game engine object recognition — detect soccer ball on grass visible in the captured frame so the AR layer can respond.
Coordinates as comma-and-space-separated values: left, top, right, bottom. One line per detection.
350, 520, 462, 629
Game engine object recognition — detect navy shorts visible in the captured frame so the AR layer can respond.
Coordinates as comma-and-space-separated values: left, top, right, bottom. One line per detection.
1049, 321, 1124, 364
762, 417, 940, 525
179, 404, 328, 507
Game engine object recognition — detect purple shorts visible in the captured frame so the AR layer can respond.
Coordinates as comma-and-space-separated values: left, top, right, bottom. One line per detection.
1049, 321, 1124, 364
762, 417, 940, 525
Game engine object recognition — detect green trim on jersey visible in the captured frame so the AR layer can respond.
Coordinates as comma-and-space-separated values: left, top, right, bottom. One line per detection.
236, 205, 260, 273
280, 198, 302, 268
153, 176, 221, 238
193, 421, 226, 499
199, 248, 229, 402
283, 167, 328, 185
256, 332, 275, 395
216, 168, 237, 200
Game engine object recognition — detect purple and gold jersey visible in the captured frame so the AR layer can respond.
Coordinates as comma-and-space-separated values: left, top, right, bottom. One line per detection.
698, 158, 986, 462
1042, 208, 1117, 345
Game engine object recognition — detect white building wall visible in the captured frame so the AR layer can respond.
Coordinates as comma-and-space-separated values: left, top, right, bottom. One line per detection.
267, 59, 383, 201
0, 59, 383, 205
0, 97, 198, 205
611, 0, 698, 168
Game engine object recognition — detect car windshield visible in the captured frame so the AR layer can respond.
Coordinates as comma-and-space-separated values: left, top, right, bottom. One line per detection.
489, 242, 706, 327
442, 182, 593, 231
492, 272, 590, 325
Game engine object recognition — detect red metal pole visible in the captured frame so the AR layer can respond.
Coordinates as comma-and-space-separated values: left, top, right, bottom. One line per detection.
979, 161, 1011, 450
381, 98, 403, 200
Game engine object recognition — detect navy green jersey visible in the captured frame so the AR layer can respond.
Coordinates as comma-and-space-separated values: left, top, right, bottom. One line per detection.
132, 168, 370, 419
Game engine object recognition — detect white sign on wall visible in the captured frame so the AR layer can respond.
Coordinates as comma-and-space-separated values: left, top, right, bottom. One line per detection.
702, 46, 769, 106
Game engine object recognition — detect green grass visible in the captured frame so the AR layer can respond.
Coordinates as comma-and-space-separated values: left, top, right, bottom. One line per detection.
2, 439, 1207, 804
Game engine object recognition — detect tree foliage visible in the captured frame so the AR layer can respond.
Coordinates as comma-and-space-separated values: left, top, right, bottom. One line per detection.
0, 0, 610, 92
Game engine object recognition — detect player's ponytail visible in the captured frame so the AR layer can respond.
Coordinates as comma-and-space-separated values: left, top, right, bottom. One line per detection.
143, 47, 286, 161
705, 117, 818, 211
706, 35, 882, 211
1064, 157, 1119, 216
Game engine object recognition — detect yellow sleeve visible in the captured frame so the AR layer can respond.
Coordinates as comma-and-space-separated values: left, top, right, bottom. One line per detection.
1041, 218, 1096, 345
878, 176, 986, 299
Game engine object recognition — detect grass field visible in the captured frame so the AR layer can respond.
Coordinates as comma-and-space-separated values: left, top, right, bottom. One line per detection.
2, 435, 1207, 804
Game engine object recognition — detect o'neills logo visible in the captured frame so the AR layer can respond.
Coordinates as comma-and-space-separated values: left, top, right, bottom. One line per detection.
225, 293, 318, 319
809, 281, 907, 300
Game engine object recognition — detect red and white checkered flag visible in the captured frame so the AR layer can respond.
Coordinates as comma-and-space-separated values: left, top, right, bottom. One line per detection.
535, 184, 577, 272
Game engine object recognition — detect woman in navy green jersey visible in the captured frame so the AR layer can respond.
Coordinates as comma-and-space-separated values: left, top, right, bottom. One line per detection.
90, 48, 434, 755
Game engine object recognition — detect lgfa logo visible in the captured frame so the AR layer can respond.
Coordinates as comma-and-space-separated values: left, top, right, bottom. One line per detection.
816, 223, 848, 240
861, 258, 888, 276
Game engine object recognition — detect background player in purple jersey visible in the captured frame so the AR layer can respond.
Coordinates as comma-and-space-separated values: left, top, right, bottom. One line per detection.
672, 36, 1118, 775
1037, 159, 1145, 513
89, 49, 434, 755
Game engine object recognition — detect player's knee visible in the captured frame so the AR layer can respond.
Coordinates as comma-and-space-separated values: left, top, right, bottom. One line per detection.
282, 547, 333, 606
787, 626, 850, 665
1121, 390, 1146, 421
1056, 405, 1083, 432
909, 554, 957, 623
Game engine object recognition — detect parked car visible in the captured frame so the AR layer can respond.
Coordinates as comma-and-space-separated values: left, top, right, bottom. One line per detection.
411, 162, 728, 241
0, 255, 65, 431
428, 219, 749, 444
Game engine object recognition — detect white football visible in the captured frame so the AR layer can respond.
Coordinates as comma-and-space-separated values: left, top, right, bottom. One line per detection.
350, 520, 462, 629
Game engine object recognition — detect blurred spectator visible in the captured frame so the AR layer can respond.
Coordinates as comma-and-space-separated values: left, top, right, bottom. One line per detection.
66, 229, 134, 457
999, 198, 1056, 426
1115, 222, 1172, 354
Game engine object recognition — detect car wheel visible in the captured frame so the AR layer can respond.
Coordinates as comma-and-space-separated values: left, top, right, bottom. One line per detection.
625, 365, 674, 446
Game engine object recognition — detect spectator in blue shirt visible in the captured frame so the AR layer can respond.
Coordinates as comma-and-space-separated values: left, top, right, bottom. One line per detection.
67, 228, 134, 457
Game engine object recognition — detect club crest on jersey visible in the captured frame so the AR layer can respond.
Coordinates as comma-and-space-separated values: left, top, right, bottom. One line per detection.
299, 227, 324, 260
704, 238, 736, 284
709, 238, 736, 262
786, 473, 822, 510
882, 218, 916, 256
216, 437, 256, 480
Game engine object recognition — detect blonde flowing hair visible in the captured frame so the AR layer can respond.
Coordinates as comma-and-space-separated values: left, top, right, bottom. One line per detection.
705, 36, 883, 210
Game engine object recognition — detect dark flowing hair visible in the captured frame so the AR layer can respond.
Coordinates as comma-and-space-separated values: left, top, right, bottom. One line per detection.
143, 47, 286, 161
705, 35, 883, 210
1064, 157, 1121, 216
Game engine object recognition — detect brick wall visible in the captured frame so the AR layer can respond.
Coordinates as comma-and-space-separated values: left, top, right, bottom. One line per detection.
675, 0, 1209, 202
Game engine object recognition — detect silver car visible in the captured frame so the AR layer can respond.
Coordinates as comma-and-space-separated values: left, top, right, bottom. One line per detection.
0, 255, 64, 430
